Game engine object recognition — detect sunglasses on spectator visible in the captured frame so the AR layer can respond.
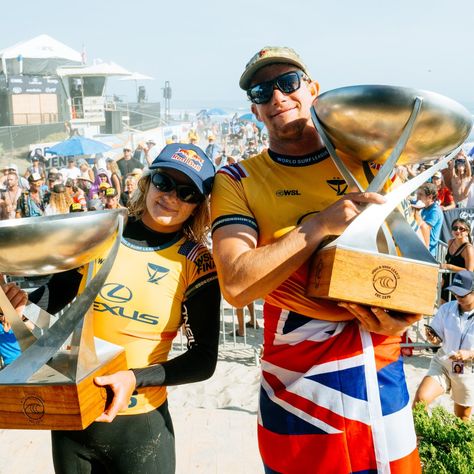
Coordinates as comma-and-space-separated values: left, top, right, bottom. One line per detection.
452, 226, 468, 232
247, 70, 308, 104
151, 171, 203, 204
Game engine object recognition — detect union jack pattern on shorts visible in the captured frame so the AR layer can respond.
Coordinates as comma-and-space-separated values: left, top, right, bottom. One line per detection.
258, 303, 421, 474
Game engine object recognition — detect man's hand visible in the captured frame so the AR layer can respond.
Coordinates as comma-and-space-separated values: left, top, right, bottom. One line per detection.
94, 370, 137, 423
338, 302, 421, 336
317, 192, 386, 237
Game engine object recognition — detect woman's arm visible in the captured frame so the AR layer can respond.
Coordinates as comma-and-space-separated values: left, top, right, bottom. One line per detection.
28, 268, 83, 314
132, 279, 221, 386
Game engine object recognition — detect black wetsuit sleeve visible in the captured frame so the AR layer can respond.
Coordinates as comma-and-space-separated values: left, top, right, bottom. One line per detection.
28, 268, 83, 315
132, 278, 221, 387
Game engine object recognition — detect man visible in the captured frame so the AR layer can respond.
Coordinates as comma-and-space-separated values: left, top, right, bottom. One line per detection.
0, 164, 28, 190
432, 171, 455, 210
16, 173, 45, 218
103, 187, 120, 209
211, 46, 422, 473
116, 146, 144, 181
415, 182, 444, 257
0, 172, 21, 219
59, 157, 81, 181
414, 270, 474, 421
205, 135, 221, 165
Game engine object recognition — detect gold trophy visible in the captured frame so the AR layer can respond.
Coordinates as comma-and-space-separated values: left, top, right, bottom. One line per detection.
307, 85, 473, 315
0, 209, 128, 429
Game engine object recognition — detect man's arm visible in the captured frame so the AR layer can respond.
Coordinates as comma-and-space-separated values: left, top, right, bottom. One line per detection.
213, 191, 385, 308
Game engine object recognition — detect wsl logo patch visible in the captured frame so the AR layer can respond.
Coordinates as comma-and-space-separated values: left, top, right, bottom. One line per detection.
147, 263, 170, 284
327, 177, 347, 195
171, 148, 204, 171
275, 189, 301, 197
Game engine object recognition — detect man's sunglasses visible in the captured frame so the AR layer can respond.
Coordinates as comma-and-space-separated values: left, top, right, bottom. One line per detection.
452, 226, 468, 232
247, 70, 307, 104
151, 171, 203, 204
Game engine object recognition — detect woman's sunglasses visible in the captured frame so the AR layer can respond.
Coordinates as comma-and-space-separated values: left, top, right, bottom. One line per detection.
247, 70, 307, 105
151, 171, 203, 204
452, 226, 468, 232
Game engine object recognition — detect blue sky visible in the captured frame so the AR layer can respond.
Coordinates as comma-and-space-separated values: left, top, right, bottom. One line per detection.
2, 0, 474, 110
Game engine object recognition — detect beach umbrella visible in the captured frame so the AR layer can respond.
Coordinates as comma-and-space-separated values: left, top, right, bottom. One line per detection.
207, 108, 227, 116
47, 136, 112, 157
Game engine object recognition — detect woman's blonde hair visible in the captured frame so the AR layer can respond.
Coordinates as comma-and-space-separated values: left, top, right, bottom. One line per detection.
107, 159, 121, 178
49, 189, 73, 214
128, 170, 211, 245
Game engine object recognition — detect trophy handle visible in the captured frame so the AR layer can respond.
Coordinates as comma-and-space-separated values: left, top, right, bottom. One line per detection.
0, 214, 125, 384
329, 148, 460, 254
366, 97, 423, 193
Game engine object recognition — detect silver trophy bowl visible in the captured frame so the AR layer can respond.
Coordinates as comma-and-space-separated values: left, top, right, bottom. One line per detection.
313, 85, 473, 164
0, 209, 127, 276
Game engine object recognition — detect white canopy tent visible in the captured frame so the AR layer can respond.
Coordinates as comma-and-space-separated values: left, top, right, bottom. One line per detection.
0, 34, 82, 78
57, 61, 132, 78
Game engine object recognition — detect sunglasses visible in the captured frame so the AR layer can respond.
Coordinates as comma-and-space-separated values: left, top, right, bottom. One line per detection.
247, 70, 307, 104
151, 171, 203, 204
452, 226, 468, 232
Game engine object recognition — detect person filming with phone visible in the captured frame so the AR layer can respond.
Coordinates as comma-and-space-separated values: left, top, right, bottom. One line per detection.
414, 270, 474, 421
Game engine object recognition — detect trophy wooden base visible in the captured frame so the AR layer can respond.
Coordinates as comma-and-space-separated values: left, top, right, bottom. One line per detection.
0, 350, 127, 430
307, 245, 439, 315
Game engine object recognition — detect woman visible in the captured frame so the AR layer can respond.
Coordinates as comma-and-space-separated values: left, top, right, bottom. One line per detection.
89, 168, 112, 200
77, 159, 95, 182
13, 143, 220, 473
44, 184, 73, 216
120, 175, 137, 207
414, 270, 474, 421
106, 158, 123, 198
441, 218, 474, 301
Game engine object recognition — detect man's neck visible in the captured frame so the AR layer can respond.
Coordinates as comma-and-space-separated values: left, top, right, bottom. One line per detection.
459, 302, 474, 313
269, 129, 324, 156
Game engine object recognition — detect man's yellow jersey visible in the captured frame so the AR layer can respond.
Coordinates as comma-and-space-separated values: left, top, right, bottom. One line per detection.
211, 148, 400, 320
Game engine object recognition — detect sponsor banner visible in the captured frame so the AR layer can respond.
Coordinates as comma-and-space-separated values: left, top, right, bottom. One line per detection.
7, 75, 60, 94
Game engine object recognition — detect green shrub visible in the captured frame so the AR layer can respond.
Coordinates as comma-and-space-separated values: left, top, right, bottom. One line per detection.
413, 402, 474, 473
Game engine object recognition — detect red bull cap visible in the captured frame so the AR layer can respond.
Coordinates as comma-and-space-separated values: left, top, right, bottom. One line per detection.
149, 143, 215, 196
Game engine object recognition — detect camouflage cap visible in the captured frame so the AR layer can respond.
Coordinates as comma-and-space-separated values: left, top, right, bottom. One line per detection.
239, 46, 310, 90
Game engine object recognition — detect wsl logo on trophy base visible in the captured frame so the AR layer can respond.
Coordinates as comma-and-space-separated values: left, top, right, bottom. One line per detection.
22, 395, 45, 423
372, 265, 399, 299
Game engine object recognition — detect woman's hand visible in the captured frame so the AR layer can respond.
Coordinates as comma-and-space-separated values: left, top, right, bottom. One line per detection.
94, 370, 137, 423
2, 282, 28, 316
449, 350, 473, 362
338, 302, 421, 336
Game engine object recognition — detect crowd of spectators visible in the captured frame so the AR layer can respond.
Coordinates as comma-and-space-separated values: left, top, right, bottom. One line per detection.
0, 149, 145, 219
396, 149, 474, 263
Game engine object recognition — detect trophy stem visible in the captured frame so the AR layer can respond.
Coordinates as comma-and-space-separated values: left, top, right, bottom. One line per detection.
366, 97, 423, 194
311, 106, 362, 191
0, 286, 36, 351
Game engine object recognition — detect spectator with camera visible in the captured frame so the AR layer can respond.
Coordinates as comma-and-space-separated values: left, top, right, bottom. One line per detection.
414, 270, 474, 421
447, 151, 472, 207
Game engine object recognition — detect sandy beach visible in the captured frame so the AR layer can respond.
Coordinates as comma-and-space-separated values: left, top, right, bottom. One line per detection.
0, 311, 453, 474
